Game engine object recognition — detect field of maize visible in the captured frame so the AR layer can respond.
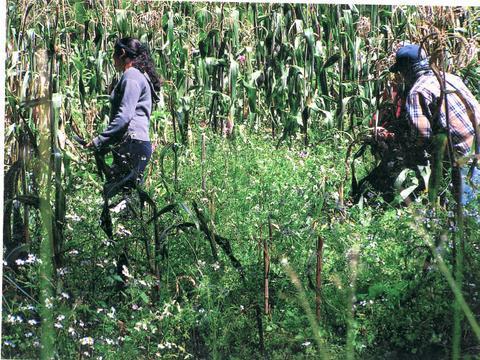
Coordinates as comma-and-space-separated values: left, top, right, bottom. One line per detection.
3, 1, 480, 358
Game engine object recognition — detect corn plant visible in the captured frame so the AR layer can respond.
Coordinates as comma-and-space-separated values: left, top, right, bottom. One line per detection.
4, 2, 480, 358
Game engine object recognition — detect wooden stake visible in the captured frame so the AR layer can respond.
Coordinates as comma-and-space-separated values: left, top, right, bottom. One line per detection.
265, 217, 272, 315
34, 48, 55, 360
201, 133, 206, 192
316, 236, 324, 321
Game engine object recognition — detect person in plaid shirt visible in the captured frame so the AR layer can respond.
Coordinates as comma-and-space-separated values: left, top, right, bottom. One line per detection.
389, 44, 480, 205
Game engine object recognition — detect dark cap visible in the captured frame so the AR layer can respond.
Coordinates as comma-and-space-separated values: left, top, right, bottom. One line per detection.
389, 45, 426, 73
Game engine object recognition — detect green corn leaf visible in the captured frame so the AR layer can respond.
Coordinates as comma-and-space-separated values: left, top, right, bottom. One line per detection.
294, 19, 303, 34
139, 291, 149, 304
168, 11, 174, 47
417, 164, 431, 191
180, 202, 195, 219
78, 74, 86, 104
231, 9, 239, 48
428, 133, 448, 204
394, 168, 419, 191
196, 7, 209, 28
205, 57, 220, 67
400, 184, 419, 201
304, 27, 315, 50
322, 53, 341, 69
206, 90, 231, 103
74, 0, 86, 24
318, 109, 335, 127
229, 58, 239, 101
115, 9, 128, 34
295, 111, 303, 126
20, 70, 30, 101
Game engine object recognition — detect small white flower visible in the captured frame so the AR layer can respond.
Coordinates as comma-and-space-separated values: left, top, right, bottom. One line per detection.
57, 267, 69, 276
7, 314, 23, 324
57, 315, 65, 322
68, 250, 79, 256
111, 200, 127, 214
66, 213, 82, 222
45, 298, 53, 309
302, 341, 312, 347
132, 304, 139, 310
61, 292, 70, 300
15, 259, 25, 266
197, 260, 206, 267
280, 258, 289, 266
25, 332, 33, 338
121, 265, 133, 279
80, 337, 94, 346
134, 321, 148, 332
54, 323, 63, 329
105, 338, 114, 345
107, 307, 116, 319
4, 340, 16, 348
117, 224, 132, 237
28, 319, 38, 326
102, 239, 113, 247
68, 327, 76, 336
211, 262, 220, 271
26, 254, 39, 264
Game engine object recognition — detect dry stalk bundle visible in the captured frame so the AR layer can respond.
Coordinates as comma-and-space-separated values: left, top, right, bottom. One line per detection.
135, 10, 163, 29
356, 16, 371, 39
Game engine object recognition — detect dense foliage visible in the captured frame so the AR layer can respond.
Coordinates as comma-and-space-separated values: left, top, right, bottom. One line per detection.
4, 2, 480, 358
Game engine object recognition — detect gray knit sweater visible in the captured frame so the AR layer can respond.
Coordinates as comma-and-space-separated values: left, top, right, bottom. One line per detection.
93, 67, 153, 148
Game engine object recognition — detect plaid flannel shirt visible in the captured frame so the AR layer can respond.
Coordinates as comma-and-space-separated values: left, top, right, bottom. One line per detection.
405, 72, 480, 156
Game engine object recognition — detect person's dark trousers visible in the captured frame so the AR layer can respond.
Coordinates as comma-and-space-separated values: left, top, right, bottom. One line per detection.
104, 138, 152, 199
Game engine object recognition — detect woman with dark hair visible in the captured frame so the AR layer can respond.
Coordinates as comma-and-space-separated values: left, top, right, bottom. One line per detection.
87, 37, 161, 198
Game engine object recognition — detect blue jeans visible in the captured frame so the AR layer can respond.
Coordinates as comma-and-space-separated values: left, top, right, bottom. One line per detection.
460, 165, 480, 206
104, 138, 152, 198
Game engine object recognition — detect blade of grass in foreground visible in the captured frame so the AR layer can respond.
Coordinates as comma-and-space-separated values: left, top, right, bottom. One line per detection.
283, 260, 330, 359
410, 212, 480, 342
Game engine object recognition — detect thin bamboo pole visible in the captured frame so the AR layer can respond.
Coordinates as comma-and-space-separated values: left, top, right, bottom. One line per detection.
346, 247, 358, 360
316, 236, 324, 321
201, 132, 206, 192
264, 217, 272, 315
34, 48, 55, 360
0, 0, 5, 342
